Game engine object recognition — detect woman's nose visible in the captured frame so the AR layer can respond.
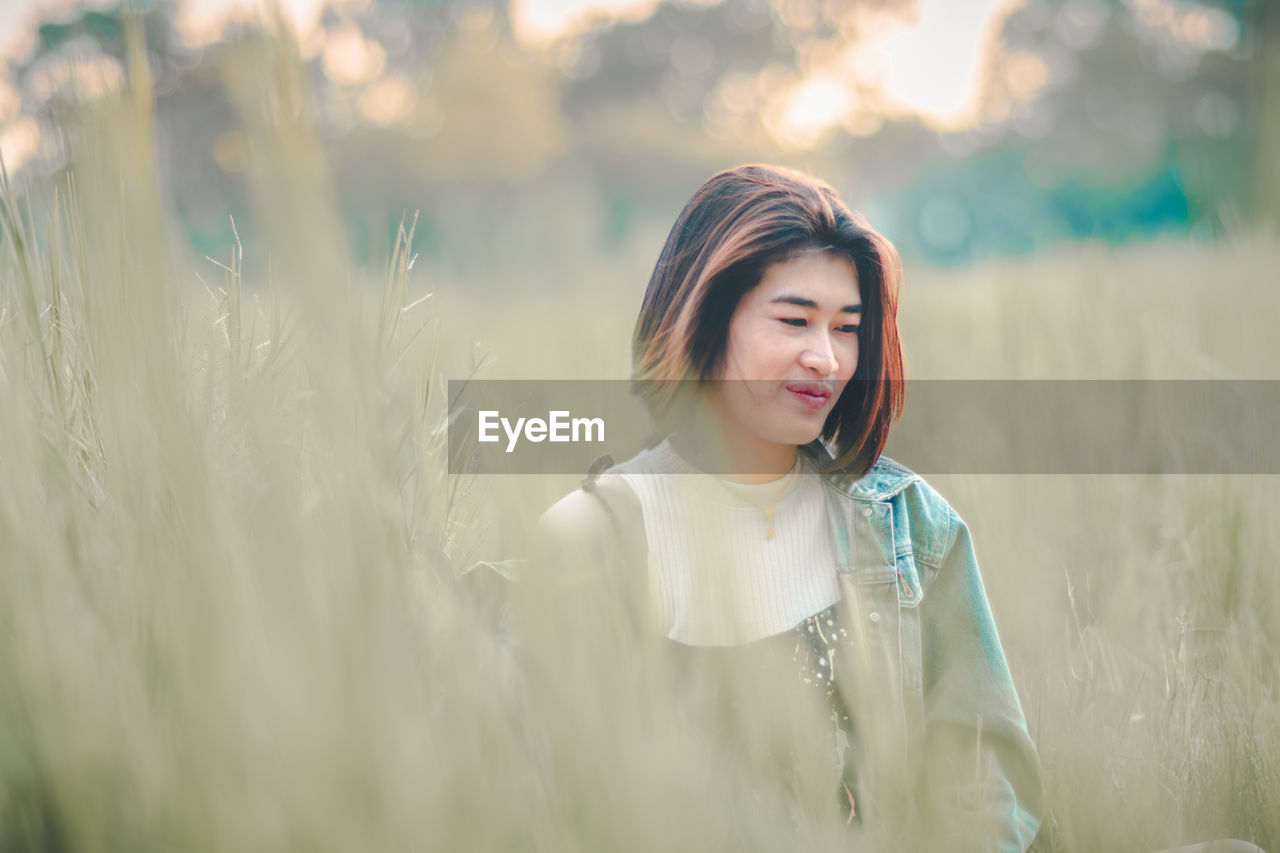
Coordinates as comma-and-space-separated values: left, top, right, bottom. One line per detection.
799, 333, 839, 375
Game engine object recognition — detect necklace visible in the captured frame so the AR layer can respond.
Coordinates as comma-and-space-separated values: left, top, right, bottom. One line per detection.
720, 459, 799, 540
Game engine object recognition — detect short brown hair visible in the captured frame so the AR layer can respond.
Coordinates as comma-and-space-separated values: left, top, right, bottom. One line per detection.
631, 164, 905, 479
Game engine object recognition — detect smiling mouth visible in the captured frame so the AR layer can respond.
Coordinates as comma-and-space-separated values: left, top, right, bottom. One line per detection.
786, 385, 832, 410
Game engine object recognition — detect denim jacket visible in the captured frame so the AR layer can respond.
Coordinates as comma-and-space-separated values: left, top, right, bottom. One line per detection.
804, 444, 1044, 851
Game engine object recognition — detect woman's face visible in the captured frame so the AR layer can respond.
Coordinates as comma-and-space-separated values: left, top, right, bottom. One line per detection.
712, 250, 862, 455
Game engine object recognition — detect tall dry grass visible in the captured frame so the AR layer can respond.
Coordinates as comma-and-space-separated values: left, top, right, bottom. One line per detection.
2, 21, 1277, 853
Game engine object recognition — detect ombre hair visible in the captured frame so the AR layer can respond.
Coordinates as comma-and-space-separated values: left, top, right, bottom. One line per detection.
631, 164, 905, 479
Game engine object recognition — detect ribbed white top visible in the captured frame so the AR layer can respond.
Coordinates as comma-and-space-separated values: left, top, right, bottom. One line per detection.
612, 438, 839, 646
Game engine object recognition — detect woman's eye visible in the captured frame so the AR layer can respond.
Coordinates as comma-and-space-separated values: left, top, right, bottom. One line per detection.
779, 318, 807, 327
838, 324, 861, 334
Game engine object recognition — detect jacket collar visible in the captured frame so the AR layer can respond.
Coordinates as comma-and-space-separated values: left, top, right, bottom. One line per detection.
800, 441, 918, 501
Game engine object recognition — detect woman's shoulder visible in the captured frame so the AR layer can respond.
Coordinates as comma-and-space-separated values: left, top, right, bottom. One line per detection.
871, 456, 954, 513
834, 453, 939, 500
537, 438, 683, 545
535, 472, 644, 566
538, 473, 636, 537
822, 453, 962, 563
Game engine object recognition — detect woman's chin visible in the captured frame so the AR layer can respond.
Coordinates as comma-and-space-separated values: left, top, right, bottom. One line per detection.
759, 421, 825, 448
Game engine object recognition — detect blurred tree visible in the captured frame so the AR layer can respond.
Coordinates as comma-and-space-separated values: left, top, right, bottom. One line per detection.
5, 2, 192, 183
304, 0, 571, 267
850, 0, 1275, 262
1166, 0, 1279, 225
561, 0, 788, 122
978, 0, 1259, 234
310, 0, 566, 182
0, 3, 253, 258
13, 0, 1269, 269
1242, 0, 1278, 226
559, 0, 910, 164
10, 3, 190, 117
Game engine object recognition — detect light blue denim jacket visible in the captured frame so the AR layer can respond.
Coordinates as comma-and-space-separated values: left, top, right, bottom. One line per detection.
804, 443, 1044, 851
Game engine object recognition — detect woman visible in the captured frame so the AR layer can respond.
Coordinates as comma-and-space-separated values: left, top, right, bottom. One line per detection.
535, 164, 1043, 851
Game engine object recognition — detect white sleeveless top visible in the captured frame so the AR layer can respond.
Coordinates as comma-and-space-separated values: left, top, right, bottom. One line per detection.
610, 438, 840, 646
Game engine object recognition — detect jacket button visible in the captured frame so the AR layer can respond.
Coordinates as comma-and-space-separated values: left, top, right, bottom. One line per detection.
861, 507, 873, 517
869, 611, 881, 624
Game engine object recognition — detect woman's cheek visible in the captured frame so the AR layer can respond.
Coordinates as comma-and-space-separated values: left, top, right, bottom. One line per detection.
840, 337, 859, 376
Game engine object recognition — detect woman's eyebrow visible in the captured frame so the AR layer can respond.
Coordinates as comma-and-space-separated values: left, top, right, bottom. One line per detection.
770, 295, 862, 313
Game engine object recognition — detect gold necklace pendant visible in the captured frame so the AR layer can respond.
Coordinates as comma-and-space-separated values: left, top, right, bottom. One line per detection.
722, 460, 796, 540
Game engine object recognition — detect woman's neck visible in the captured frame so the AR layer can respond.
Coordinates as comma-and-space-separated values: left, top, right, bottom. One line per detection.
667, 426, 798, 484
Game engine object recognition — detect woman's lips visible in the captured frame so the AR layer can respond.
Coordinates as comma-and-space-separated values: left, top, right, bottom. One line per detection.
786, 384, 832, 410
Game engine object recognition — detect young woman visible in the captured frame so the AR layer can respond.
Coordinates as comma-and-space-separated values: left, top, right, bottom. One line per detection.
535, 164, 1043, 851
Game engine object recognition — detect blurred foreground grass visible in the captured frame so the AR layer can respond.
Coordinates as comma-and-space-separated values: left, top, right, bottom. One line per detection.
1, 28, 1277, 853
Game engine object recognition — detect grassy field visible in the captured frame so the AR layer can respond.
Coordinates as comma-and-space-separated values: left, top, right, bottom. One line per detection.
2, 53, 1277, 852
